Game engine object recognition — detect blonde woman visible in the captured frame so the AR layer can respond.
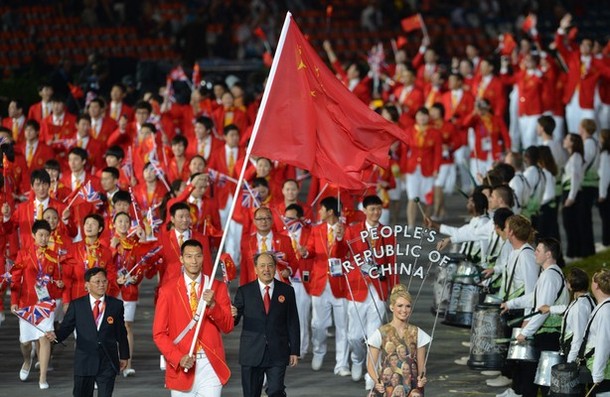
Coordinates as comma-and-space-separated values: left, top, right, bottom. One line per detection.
367, 285, 429, 395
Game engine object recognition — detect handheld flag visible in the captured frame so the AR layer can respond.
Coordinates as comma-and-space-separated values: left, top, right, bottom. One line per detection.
401, 14, 423, 32
15, 300, 56, 326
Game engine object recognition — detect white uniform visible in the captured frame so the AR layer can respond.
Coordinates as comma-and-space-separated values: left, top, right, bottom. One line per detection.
552, 293, 595, 362
582, 297, 610, 386
500, 243, 539, 302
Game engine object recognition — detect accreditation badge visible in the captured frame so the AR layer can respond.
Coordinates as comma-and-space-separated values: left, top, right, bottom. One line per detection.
481, 137, 492, 152
328, 258, 343, 277
35, 283, 51, 302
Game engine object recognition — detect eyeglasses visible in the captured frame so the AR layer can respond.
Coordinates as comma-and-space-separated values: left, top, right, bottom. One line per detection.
254, 217, 272, 222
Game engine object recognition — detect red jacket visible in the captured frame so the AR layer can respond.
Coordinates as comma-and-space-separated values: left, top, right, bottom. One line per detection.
463, 113, 511, 161
113, 239, 162, 301
106, 102, 133, 122
90, 116, 117, 144
16, 141, 55, 191
207, 145, 245, 207
399, 124, 442, 176
555, 31, 610, 108
154, 229, 212, 286
279, 223, 314, 294
153, 276, 233, 390
345, 222, 398, 302
304, 223, 348, 297
211, 106, 249, 135
500, 69, 544, 116
239, 232, 298, 286
472, 75, 506, 117
27, 101, 51, 123
434, 119, 462, 164
392, 85, 424, 129
40, 112, 77, 143
6, 197, 66, 250
330, 60, 372, 105
540, 60, 567, 116
441, 89, 476, 127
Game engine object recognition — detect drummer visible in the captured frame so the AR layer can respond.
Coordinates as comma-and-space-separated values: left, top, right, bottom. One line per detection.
579, 269, 610, 396
538, 268, 595, 363
500, 237, 569, 397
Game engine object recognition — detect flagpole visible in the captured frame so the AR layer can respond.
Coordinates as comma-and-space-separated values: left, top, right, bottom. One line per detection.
185, 11, 295, 364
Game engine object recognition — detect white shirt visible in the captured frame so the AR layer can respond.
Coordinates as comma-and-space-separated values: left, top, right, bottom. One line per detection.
542, 139, 568, 170
197, 135, 212, 160
507, 264, 569, 337
552, 294, 595, 362
509, 172, 529, 213
225, 145, 238, 168
440, 214, 491, 263
368, 326, 431, 351
183, 273, 204, 298
91, 117, 102, 137
599, 151, 610, 199
258, 279, 274, 301
34, 197, 50, 218
523, 165, 545, 205
257, 232, 274, 252
71, 172, 86, 191
175, 229, 191, 245
541, 168, 556, 205
583, 297, 610, 383
563, 153, 584, 201
25, 141, 39, 158
89, 294, 106, 331
451, 88, 464, 105
52, 113, 64, 126
501, 243, 539, 302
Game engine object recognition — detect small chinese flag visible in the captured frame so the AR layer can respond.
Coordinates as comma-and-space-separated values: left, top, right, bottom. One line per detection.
396, 36, 408, 49
401, 14, 422, 32
499, 33, 517, 56
521, 14, 536, 33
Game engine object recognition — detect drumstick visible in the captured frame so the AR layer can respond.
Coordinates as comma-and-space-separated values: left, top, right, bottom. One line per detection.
413, 197, 426, 218
493, 336, 534, 344
585, 383, 598, 397
506, 310, 541, 327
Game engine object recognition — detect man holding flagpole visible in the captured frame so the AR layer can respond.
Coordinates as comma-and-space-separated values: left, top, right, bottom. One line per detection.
153, 239, 233, 397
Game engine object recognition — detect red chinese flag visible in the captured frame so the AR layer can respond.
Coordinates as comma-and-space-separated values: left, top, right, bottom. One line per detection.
192, 62, 201, 87
396, 36, 408, 49
521, 14, 536, 33
401, 14, 422, 32
250, 13, 405, 189
499, 33, 517, 56
254, 27, 267, 41
68, 83, 84, 99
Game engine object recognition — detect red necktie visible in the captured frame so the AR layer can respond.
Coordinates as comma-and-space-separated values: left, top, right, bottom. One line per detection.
263, 286, 270, 314
92, 300, 101, 324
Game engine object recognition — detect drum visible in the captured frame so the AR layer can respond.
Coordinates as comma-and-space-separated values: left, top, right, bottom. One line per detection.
506, 327, 539, 362
550, 362, 583, 396
534, 351, 565, 386
453, 261, 481, 285
443, 282, 480, 327
483, 294, 503, 305
431, 254, 460, 315
467, 304, 507, 369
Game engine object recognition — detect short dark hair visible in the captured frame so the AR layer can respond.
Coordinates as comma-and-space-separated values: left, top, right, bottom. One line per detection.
32, 219, 52, 234
492, 163, 515, 184
195, 116, 214, 130
24, 119, 40, 132
493, 207, 514, 230
105, 145, 125, 160
252, 177, 269, 189
83, 213, 105, 235
170, 202, 191, 216
567, 267, 589, 292
89, 97, 106, 108
30, 169, 51, 186
537, 237, 564, 266
102, 166, 120, 180
285, 203, 304, 218
223, 124, 239, 136
134, 100, 152, 114
537, 115, 555, 136
141, 122, 156, 134
44, 159, 61, 172
68, 147, 89, 161
320, 196, 340, 216
171, 134, 188, 148
181, 239, 202, 254
77, 114, 91, 124
471, 191, 488, 214
362, 195, 383, 208
85, 267, 107, 282
112, 190, 131, 205
431, 102, 446, 118
113, 211, 130, 223
493, 185, 514, 208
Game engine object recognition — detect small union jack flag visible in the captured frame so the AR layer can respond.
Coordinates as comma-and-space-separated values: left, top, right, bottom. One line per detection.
0, 136, 10, 146
241, 183, 260, 208
0, 271, 11, 286
282, 216, 303, 234
208, 169, 228, 187
146, 207, 163, 235
81, 181, 103, 208
15, 300, 56, 326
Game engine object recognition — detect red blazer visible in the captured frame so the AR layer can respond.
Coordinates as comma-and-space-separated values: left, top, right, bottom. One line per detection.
211, 106, 249, 135
472, 75, 506, 117
2, 116, 25, 143
280, 224, 314, 294
167, 156, 191, 184
27, 101, 50, 123
10, 246, 67, 306
40, 113, 77, 142
357, 166, 396, 209
59, 172, 102, 194
207, 145, 246, 207
399, 124, 442, 176
541, 61, 567, 116
555, 31, 610, 108
155, 229, 212, 286
63, 239, 117, 303
239, 232, 298, 286
90, 116, 117, 144
330, 59, 372, 105
271, 199, 313, 232
463, 113, 511, 161
113, 239, 162, 301
304, 223, 348, 298
7, 197, 66, 250
500, 69, 544, 116
185, 135, 223, 163
441, 89, 475, 127
423, 85, 444, 109
16, 141, 55, 187
392, 85, 424, 129
345, 222, 398, 302
133, 182, 167, 219
434, 119, 462, 164
153, 276, 233, 390
106, 102, 133, 122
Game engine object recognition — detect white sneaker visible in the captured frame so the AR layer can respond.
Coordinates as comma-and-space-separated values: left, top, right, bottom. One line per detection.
481, 370, 501, 376
122, 368, 135, 377
454, 356, 469, 365
495, 388, 521, 397
487, 375, 512, 387
351, 363, 363, 382
461, 341, 471, 348
311, 355, 323, 371
335, 367, 351, 377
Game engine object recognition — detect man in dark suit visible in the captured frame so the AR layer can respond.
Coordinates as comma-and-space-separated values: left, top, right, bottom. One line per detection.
232, 252, 300, 397
46, 267, 129, 397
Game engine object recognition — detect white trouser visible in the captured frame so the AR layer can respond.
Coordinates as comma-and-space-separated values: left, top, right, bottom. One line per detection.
453, 145, 471, 191
347, 291, 384, 367
596, 392, 610, 397
551, 115, 565, 143
597, 103, 610, 129
566, 91, 595, 133
518, 114, 541, 149
509, 87, 521, 151
434, 163, 456, 194
311, 281, 349, 372
224, 219, 242, 266
170, 352, 222, 397
292, 281, 311, 357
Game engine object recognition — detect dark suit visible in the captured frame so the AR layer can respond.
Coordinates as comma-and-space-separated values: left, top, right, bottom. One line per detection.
234, 279, 300, 397
55, 295, 129, 397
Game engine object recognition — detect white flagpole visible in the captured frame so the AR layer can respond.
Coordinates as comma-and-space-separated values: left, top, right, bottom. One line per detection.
185, 11, 295, 362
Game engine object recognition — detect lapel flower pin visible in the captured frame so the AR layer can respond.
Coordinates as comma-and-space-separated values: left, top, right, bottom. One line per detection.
278, 295, 285, 303
107, 316, 114, 324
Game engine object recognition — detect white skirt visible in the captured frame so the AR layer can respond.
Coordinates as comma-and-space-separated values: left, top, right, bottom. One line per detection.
19, 314, 55, 343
